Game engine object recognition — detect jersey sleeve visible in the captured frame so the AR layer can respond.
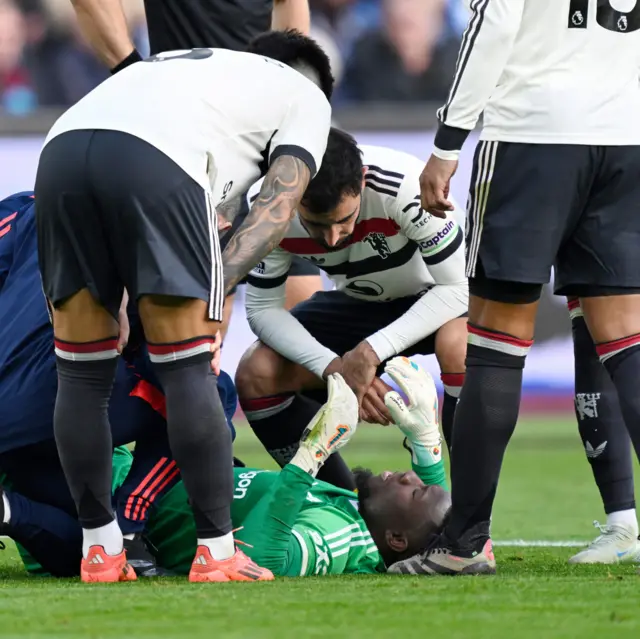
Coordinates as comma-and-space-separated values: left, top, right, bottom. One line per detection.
269, 86, 332, 177
365, 176, 469, 362
245, 247, 338, 378
435, 0, 526, 152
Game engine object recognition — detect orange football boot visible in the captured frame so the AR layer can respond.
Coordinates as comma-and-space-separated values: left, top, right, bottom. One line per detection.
189, 546, 274, 583
80, 546, 138, 583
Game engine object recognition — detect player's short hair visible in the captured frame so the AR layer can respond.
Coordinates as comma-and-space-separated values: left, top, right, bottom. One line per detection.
300, 127, 363, 215
247, 30, 334, 100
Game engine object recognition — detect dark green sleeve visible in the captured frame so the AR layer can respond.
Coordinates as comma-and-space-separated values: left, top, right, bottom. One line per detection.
412, 459, 448, 489
235, 464, 314, 576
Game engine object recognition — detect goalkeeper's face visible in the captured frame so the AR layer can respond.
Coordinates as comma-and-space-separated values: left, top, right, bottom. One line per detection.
355, 468, 451, 563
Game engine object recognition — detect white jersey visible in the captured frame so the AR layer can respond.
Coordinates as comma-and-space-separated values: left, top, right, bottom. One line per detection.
244, 145, 469, 376
44, 49, 331, 206
440, 0, 640, 145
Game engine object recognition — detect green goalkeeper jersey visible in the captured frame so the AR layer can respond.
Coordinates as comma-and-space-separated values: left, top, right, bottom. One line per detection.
145, 465, 386, 576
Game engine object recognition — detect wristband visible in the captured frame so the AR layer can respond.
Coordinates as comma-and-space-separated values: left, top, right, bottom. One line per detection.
110, 49, 142, 75
432, 147, 461, 162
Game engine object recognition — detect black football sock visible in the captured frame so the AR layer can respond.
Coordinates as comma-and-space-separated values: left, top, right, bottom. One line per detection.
149, 337, 232, 539
242, 393, 355, 490
598, 334, 640, 478
571, 310, 634, 514
446, 325, 532, 542
53, 338, 119, 529
440, 373, 464, 455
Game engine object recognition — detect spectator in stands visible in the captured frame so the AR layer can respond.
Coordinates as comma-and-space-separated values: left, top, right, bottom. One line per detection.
0, 0, 38, 115
341, 0, 459, 103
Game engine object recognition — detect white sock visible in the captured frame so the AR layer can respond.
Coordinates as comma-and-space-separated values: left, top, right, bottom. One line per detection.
607, 509, 638, 532
82, 519, 124, 558
198, 532, 235, 561
2, 494, 10, 525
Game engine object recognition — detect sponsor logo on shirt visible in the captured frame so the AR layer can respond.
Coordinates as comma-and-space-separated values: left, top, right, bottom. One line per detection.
254, 261, 266, 275
419, 221, 455, 251
233, 471, 265, 500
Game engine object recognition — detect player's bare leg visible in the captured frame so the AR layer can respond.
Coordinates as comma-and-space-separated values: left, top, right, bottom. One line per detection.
138, 295, 273, 582
283, 274, 323, 310
51, 288, 136, 583
434, 317, 467, 453
236, 342, 355, 489
390, 295, 537, 575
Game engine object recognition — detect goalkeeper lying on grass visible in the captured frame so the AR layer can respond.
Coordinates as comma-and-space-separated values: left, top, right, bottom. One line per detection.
4, 358, 450, 577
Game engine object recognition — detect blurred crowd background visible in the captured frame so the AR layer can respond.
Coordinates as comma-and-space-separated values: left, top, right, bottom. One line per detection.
0, 0, 469, 115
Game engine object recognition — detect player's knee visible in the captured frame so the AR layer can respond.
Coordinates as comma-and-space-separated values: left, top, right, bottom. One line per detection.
435, 318, 467, 373
579, 292, 640, 344
468, 277, 539, 341
235, 342, 294, 399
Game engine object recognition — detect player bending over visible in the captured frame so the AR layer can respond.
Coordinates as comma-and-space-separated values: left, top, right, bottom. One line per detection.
6, 358, 450, 578
236, 128, 468, 490
566, 299, 639, 564
35, 30, 333, 582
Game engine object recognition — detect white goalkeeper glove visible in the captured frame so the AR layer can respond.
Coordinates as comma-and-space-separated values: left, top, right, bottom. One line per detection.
383, 357, 442, 467
291, 373, 359, 477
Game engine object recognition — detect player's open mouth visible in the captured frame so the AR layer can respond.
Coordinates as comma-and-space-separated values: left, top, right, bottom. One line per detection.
381, 471, 393, 481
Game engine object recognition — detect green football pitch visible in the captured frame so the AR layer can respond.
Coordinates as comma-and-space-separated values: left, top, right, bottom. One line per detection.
1, 415, 640, 639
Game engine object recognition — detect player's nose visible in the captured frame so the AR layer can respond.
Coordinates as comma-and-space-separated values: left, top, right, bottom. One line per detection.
324, 227, 342, 247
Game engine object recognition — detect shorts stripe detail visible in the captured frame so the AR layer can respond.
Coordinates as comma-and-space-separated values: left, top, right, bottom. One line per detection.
468, 324, 533, 358
0, 212, 17, 229
147, 336, 215, 363
124, 457, 171, 519
206, 191, 224, 322
54, 337, 119, 361
137, 467, 180, 521
466, 140, 498, 278
125, 458, 179, 521
241, 393, 295, 421
596, 333, 640, 363
441, 373, 465, 397
438, 0, 491, 124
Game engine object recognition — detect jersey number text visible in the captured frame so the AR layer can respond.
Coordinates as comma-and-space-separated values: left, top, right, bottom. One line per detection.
568, 0, 640, 33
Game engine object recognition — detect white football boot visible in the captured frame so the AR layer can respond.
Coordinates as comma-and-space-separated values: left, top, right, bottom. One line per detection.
568, 521, 640, 564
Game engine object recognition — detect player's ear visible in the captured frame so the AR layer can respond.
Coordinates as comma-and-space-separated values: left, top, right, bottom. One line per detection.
385, 530, 408, 553
361, 166, 367, 189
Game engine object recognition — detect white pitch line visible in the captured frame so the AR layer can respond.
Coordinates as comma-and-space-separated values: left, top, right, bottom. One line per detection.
494, 540, 586, 548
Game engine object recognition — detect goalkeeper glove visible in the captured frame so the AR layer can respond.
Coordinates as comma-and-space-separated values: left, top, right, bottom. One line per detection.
383, 356, 442, 467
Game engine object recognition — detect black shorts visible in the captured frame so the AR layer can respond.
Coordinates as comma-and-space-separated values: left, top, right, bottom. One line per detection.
35, 130, 223, 320
290, 290, 465, 361
222, 193, 320, 297
465, 141, 640, 296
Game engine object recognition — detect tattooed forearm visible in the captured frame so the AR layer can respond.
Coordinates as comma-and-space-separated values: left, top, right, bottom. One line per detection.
222, 155, 311, 295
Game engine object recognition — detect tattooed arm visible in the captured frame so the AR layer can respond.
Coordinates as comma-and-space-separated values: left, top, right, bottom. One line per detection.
222, 155, 311, 295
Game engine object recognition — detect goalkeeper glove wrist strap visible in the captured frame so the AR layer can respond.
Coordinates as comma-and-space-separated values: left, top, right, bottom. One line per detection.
111, 49, 142, 75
